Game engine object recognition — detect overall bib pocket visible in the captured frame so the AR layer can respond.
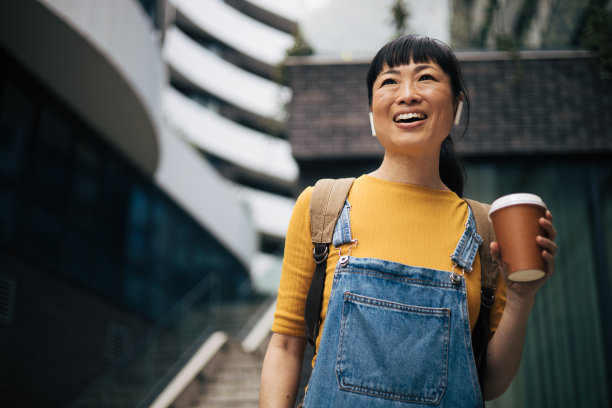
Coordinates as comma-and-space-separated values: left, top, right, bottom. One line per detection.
336, 292, 451, 404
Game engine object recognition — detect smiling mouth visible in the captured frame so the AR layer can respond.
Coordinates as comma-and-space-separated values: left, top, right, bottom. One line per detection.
394, 112, 427, 123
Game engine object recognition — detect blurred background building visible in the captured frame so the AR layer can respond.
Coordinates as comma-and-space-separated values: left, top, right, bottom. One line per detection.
0, 0, 610, 407
0, 0, 295, 406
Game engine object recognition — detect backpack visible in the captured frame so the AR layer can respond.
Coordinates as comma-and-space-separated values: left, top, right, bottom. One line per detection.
304, 177, 499, 390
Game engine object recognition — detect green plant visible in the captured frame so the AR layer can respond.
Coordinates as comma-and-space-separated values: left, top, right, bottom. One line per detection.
391, 0, 410, 38
580, 5, 612, 80
286, 27, 314, 57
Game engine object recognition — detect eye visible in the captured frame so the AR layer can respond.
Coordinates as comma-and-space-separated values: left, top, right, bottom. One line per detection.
381, 78, 396, 86
419, 74, 436, 81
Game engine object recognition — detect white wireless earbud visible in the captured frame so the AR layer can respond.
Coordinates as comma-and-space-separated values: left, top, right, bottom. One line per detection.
454, 100, 464, 126
369, 112, 377, 137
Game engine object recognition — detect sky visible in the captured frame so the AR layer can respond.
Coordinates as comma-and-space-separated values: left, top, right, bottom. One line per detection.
249, 0, 450, 58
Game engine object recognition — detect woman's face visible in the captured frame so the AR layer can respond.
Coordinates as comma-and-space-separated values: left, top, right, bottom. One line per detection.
370, 60, 456, 157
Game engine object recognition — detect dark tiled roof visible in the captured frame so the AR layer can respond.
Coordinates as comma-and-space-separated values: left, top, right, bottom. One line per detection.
285, 51, 612, 160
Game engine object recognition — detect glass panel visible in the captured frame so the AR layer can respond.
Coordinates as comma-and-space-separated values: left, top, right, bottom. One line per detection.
99, 158, 131, 255
71, 138, 100, 228
0, 76, 37, 242
30, 102, 72, 212
63, 226, 94, 281
125, 185, 151, 267
0, 80, 36, 180
23, 203, 63, 269
150, 197, 172, 281
0, 190, 15, 240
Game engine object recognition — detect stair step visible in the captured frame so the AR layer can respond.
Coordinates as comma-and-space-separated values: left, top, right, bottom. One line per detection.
186, 336, 270, 408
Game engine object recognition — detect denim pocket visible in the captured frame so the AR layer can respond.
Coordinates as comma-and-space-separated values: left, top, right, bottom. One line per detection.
336, 292, 450, 404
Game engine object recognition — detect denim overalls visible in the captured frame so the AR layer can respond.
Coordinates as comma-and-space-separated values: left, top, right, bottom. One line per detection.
303, 201, 484, 407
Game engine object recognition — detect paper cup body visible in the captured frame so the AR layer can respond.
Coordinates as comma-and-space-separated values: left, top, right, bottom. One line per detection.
489, 194, 547, 282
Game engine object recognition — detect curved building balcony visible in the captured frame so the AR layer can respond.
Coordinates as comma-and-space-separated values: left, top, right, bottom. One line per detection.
0, 0, 164, 175
225, 0, 298, 35
232, 185, 294, 240
155, 125, 257, 268
244, 0, 301, 25
169, 0, 294, 67
164, 26, 291, 122
164, 87, 298, 186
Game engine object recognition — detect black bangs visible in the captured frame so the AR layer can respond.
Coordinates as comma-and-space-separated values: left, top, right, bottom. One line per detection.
366, 35, 462, 105
386, 35, 449, 68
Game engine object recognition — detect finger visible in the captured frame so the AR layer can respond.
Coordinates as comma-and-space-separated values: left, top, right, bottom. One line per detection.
542, 249, 555, 276
545, 209, 554, 222
490, 241, 501, 259
536, 235, 557, 256
539, 216, 557, 240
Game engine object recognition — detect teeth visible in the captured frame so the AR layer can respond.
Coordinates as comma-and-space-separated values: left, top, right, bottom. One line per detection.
395, 112, 426, 121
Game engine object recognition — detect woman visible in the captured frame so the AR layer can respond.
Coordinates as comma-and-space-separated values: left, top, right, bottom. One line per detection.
260, 35, 557, 407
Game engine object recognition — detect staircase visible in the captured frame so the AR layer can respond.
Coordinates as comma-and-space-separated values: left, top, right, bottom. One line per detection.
191, 336, 267, 408
69, 293, 313, 408
175, 331, 314, 408
67, 296, 273, 408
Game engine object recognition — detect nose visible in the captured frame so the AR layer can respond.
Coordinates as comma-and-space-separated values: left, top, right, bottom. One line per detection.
397, 82, 421, 104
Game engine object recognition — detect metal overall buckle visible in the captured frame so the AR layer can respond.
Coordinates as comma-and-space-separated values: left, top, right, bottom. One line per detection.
450, 263, 465, 284
338, 239, 358, 267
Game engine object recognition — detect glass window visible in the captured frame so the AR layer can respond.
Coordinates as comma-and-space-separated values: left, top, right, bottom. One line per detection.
30, 101, 73, 212
99, 158, 131, 256
0, 189, 16, 242
0, 47, 252, 323
71, 137, 101, 229
23, 203, 63, 270
0, 71, 37, 242
0, 79, 36, 180
150, 198, 172, 280
125, 184, 151, 268
63, 227, 94, 281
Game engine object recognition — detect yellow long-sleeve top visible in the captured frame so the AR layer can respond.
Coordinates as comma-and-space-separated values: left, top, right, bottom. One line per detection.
272, 174, 507, 357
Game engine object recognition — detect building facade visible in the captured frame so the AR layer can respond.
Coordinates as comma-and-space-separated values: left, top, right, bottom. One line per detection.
0, 0, 297, 406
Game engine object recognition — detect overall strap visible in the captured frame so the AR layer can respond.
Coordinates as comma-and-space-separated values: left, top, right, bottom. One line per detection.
465, 199, 498, 293
305, 178, 355, 345
464, 198, 500, 392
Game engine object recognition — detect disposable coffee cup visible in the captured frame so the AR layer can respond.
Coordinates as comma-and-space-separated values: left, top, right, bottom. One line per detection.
488, 193, 547, 282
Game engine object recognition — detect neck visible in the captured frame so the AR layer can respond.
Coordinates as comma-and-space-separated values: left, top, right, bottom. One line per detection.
369, 150, 449, 191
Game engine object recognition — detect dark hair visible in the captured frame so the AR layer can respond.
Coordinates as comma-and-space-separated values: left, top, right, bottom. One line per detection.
366, 35, 468, 197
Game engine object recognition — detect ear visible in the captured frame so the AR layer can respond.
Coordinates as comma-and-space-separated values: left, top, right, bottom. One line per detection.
453, 94, 464, 126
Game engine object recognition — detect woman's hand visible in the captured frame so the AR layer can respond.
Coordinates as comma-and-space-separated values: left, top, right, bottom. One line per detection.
490, 209, 557, 303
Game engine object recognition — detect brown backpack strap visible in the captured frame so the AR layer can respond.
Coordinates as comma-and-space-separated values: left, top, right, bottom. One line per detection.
465, 198, 500, 394
304, 178, 355, 345
465, 199, 498, 292
309, 178, 356, 244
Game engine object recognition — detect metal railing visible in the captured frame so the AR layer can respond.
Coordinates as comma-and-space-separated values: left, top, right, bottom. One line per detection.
66, 270, 268, 408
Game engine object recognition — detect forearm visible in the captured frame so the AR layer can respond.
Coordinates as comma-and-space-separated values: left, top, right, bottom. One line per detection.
260, 333, 306, 408
482, 295, 535, 400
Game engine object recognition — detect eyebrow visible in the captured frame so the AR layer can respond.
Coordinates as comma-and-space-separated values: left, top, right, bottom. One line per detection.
380, 64, 436, 76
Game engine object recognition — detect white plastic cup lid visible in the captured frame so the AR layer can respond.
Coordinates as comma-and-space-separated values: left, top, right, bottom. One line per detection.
489, 193, 546, 217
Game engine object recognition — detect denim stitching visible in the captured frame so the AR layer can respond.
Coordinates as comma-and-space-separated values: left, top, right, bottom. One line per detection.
332, 201, 352, 247
336, 292, 450, 403
450, 208, 483, 270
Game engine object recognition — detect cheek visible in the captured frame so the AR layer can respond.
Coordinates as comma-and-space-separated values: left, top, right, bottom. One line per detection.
370, 101, 387, 123
437, 93, 456, 121
372, 93, 393, 114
